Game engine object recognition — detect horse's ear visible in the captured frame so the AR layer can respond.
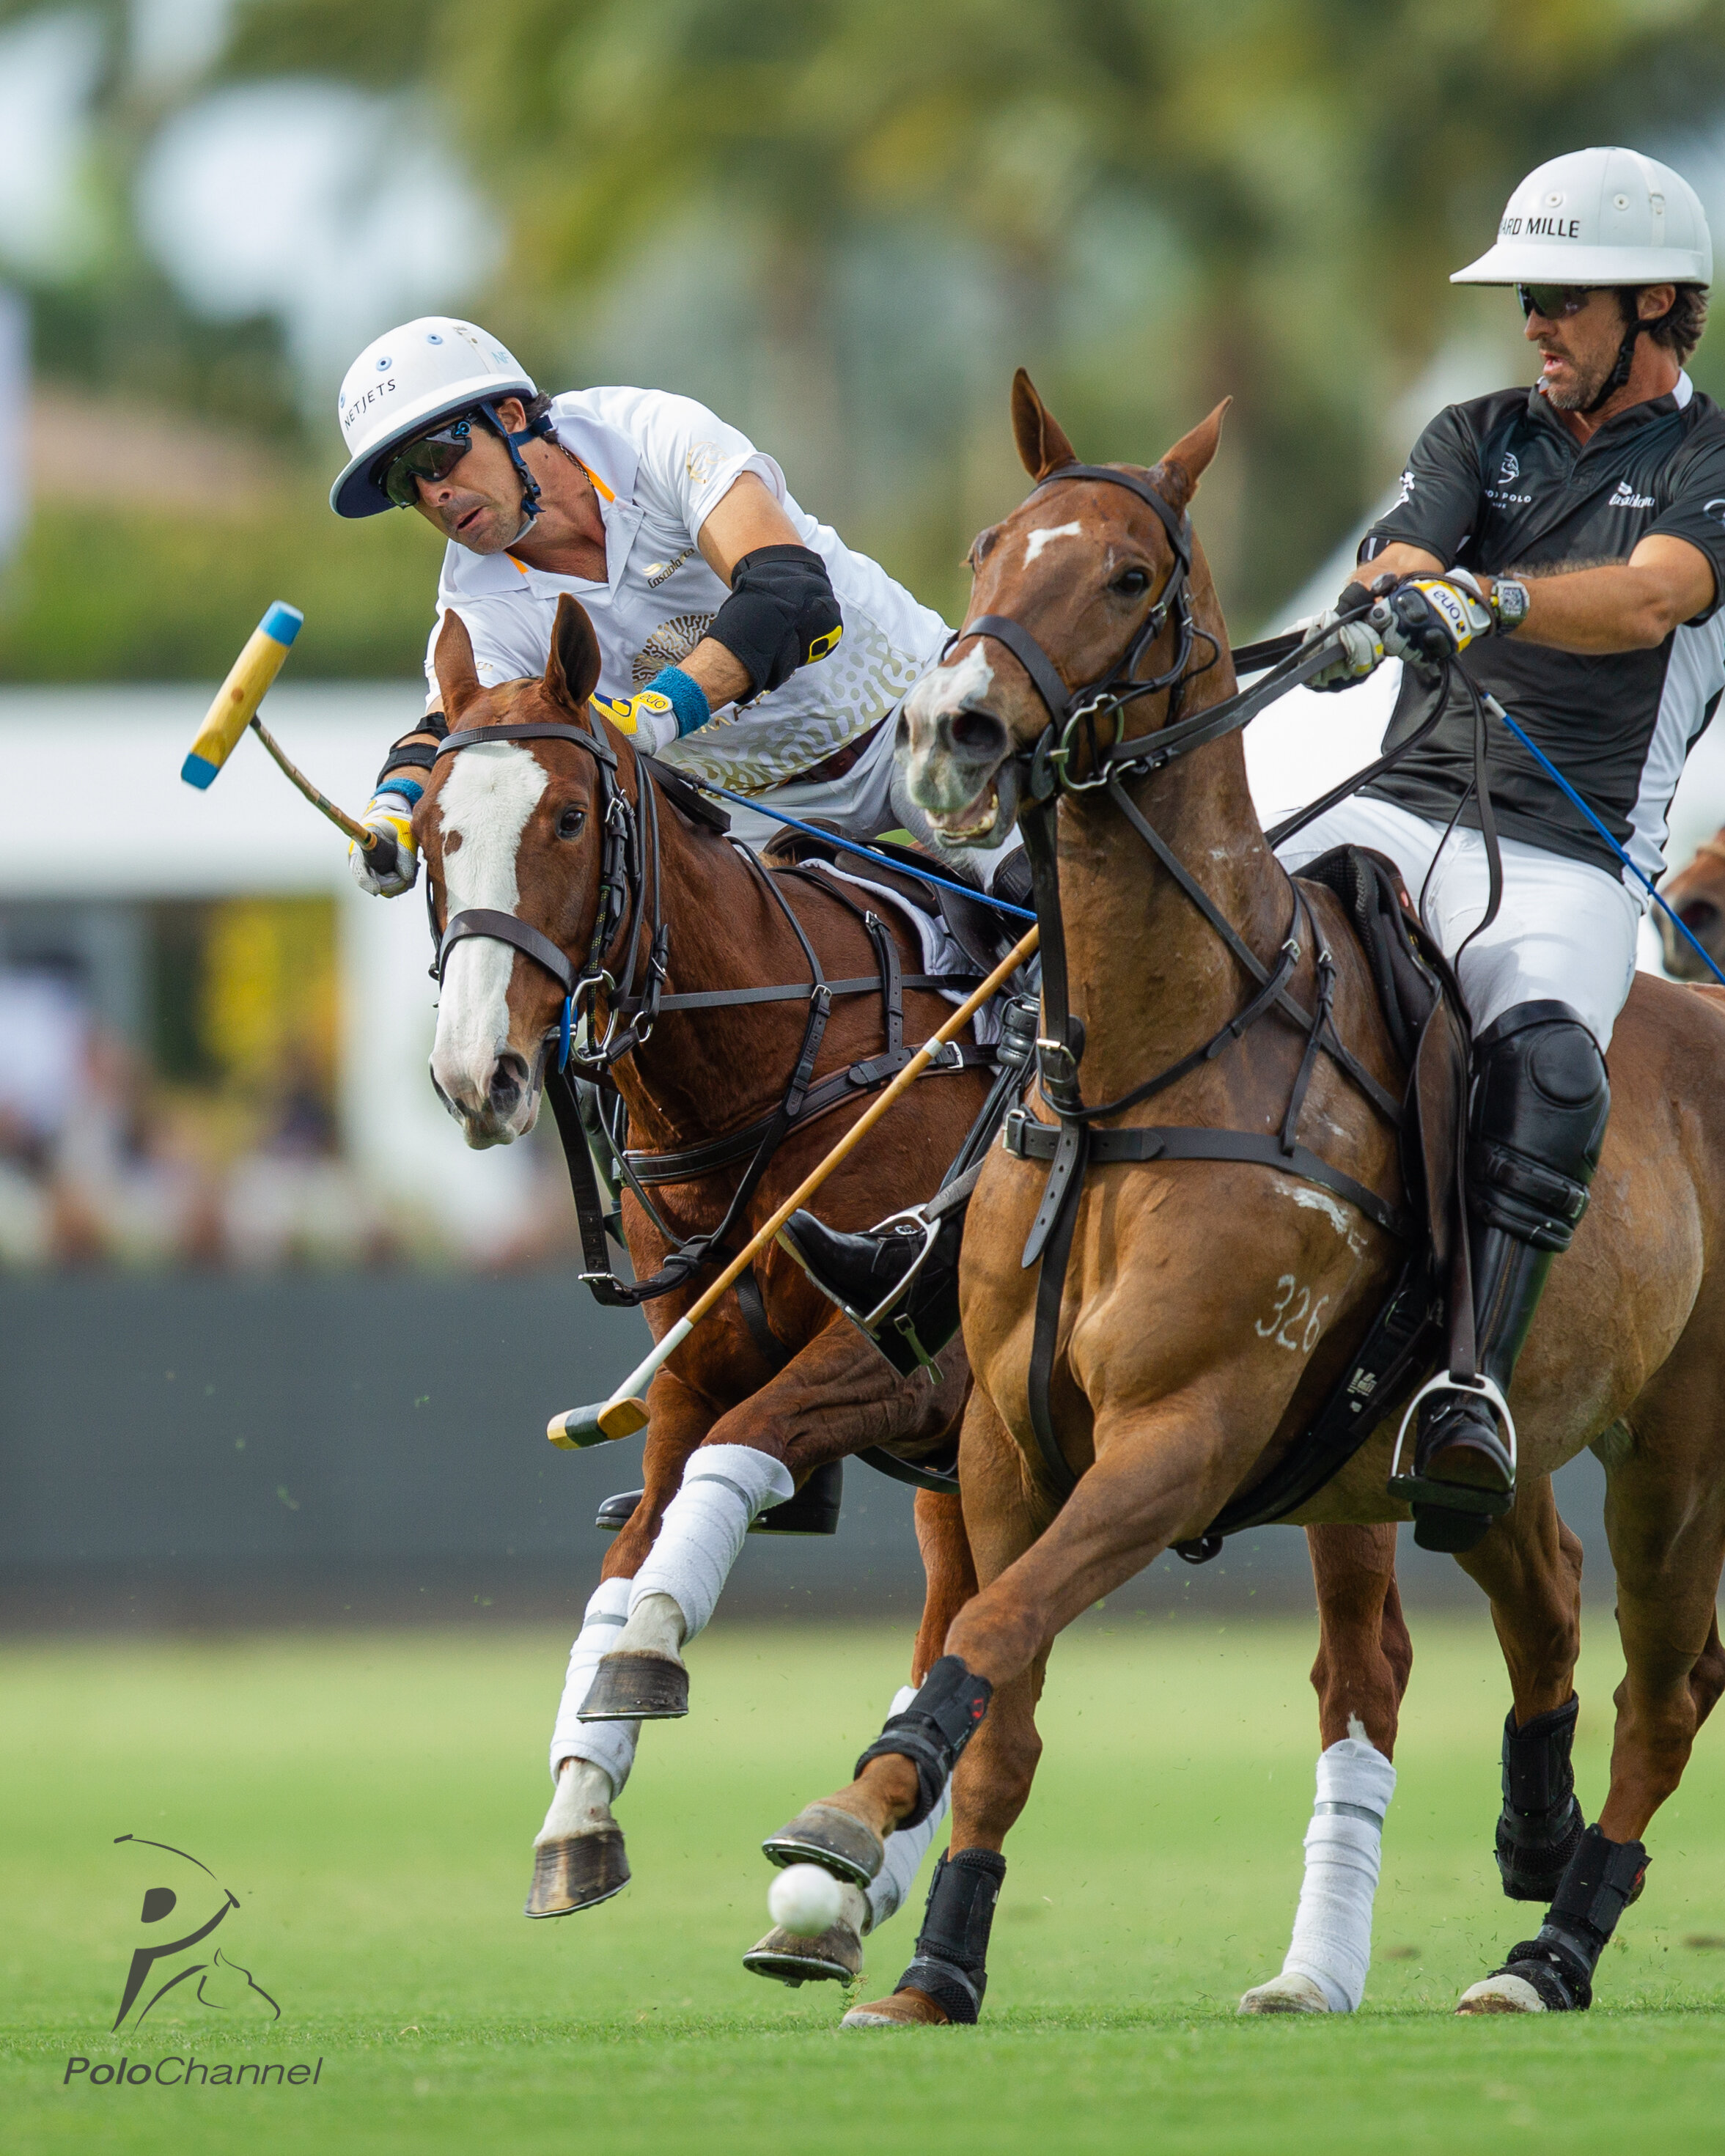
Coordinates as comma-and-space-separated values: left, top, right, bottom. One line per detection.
1151, 399, 1232, 514
1011, 367, 1079, 481
434, 610, 484, 723
544, 594, 602, 713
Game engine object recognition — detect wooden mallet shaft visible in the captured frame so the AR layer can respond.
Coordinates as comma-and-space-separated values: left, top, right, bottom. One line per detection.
547, 921, 1041, 1449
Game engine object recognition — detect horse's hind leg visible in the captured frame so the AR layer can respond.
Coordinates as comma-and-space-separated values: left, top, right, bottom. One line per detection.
1460, 1373, 1725, 2015
1240, 1524, 1406, 2017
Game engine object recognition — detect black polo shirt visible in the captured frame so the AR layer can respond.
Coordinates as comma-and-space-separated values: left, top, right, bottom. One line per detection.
1358, 374, 1725, 880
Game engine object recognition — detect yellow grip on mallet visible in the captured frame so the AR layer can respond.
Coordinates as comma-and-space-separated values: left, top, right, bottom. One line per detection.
180, 601, 304, 790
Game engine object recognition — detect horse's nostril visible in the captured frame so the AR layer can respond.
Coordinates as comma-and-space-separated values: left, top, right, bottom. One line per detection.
488, 1053, 529, 1112
1680, 900, 1721, 939
949, 709, 1005, 754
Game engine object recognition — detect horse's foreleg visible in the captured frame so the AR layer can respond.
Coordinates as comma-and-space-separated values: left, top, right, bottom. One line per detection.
1240, 1523, 1405, 2017
838, 1388, 1045, 2029
524, 1373, 710, 1918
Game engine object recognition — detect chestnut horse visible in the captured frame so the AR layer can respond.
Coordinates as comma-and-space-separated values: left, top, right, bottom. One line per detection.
1659, 828, 1725, 979
417, 599, 1008, 1985
767, 374, 1725, 2023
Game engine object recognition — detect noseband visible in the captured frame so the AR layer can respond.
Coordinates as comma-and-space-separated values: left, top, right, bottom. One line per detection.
430, 714, 662, 1075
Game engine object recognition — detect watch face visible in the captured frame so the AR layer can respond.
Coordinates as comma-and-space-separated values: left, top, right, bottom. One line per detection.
1497, 580, 1529, 627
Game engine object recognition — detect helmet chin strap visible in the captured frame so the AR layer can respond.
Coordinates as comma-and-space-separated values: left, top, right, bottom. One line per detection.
477, 397, 556, 543
1581, 297, 1672, 416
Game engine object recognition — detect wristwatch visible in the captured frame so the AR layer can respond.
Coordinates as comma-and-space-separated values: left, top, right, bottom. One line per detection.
1489, 577, 1531, 633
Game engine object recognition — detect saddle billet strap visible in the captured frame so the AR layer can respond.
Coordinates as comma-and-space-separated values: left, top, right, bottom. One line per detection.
614, 973, 968, 1015
1170, 1253, 1440, 1561
437, 907, 575, 993
1002, 1112, 1414, 1243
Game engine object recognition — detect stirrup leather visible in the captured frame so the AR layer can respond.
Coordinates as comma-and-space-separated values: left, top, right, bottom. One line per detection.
1387, 1368, 1516, 1518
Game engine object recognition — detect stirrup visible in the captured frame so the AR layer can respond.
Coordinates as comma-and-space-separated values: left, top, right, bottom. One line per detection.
778, 1206, 949, 1381
1387, 1369, 1516, 1523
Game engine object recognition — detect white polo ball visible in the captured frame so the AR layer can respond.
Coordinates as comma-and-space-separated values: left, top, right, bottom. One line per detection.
768, 1863, 845, 1938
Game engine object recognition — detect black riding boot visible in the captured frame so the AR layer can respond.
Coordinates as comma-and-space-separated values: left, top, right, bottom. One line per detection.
778, 989, 1040, 1378
1394, 1001, 1609, 1553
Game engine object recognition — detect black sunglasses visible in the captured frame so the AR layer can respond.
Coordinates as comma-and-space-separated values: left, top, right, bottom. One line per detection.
1517, 284, 1595, 322
380, 414, 481, 507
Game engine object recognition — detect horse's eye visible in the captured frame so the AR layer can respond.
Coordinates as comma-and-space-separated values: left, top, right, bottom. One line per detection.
556, 805, 586, 839
1113, 567, 1151, 597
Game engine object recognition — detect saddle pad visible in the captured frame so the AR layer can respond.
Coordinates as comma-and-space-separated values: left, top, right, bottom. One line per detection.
810, 863, 1002, 1046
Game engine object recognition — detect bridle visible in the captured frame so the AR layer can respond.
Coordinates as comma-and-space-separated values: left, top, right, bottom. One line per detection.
430, 712, 666, 1076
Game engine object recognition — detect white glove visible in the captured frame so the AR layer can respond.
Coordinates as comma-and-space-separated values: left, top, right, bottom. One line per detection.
348, 791, 419, 897
1303, 590, 1386, 694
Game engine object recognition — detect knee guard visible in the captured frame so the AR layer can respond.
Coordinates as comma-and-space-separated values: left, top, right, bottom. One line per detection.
896, 1848, 1007, 2024
1493, 1825, 1647, 2011
854, 1655, 993, 1828
1469, 1001, 1609, 1253
1496, 1696, 1584, 1901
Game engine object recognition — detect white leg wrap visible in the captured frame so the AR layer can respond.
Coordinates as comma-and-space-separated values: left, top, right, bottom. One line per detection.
864, 1685, 951, 1933
1280, 1737, 1397, 2013
547, 1576, 639, 1794
625, 1445, 794, 1644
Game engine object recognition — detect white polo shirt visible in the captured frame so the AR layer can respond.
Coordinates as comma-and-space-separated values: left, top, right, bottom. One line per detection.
427, 386, 949, 792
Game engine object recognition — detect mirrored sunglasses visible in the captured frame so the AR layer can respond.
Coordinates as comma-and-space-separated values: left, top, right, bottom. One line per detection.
380, 416, 479, 507
1517, 284, 1594, 322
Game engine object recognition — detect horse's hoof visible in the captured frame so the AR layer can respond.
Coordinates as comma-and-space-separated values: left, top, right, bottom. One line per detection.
523, 1829, 630, 1917
1237, 1972, 1334, 2015
762, 1803, 883, 1887
1456, 1973, 1548, 2015
841, 1986, 949, 2028
577, 1649, 688, 1721
742, 1920, 864, 1987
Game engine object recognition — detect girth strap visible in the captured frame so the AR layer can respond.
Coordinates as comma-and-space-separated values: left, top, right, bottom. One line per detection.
1002, 1112, 1414, 1243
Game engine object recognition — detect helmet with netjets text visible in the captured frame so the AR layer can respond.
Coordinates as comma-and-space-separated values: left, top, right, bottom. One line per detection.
330, 317, 538, 518
1452, 147, 1713, 289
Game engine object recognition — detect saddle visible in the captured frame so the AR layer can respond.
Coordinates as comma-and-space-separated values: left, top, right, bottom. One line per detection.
1161, 844, 1473, 1557
762, 825, 1026, 979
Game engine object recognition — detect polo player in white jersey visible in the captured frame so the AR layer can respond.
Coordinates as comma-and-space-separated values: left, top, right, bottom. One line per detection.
328, 316, 1015, 883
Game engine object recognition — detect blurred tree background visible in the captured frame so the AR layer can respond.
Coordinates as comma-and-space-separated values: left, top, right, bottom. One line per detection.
4, 0, 1725, 679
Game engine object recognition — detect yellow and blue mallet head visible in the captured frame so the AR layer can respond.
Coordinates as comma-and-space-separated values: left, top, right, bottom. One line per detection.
181, 601, 304, 790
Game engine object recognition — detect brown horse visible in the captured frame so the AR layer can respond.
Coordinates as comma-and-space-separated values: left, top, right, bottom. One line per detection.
414, 597, 1016, 1984
1658, 828, 1725, 979
765, 373, 1725, 2023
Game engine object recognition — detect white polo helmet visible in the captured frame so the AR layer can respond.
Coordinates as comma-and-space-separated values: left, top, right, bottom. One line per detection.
1452, 147, 1713, 289
330, 316, 538, 518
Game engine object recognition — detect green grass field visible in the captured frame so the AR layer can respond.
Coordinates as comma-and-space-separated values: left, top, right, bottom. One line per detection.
6, 1609, 1725, 2155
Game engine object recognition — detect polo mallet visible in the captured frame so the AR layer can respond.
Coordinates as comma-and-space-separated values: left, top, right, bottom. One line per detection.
179, 601, 396, 871
547, 922, 1041, 1449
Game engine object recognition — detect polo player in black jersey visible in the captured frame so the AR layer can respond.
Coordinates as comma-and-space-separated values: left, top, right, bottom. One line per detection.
793, 145, 1725, 1556
1279, 144, 1725, 1548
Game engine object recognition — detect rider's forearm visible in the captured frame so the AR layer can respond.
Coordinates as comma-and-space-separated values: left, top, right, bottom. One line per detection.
677, 639, 753, 708
1479, 541, 1715, 653
377, 709, 446, 793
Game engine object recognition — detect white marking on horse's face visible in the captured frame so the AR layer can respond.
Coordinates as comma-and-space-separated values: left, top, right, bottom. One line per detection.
430, 742, 548, 1141
903, 643, 995, 730
1023, 519, 1082, 566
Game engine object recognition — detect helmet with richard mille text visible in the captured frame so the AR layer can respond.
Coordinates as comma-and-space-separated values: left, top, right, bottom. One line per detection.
330, 317, 537, 518
1452, 147, 1712, 289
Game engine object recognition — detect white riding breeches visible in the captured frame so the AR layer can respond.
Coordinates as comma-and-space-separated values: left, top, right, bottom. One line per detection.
1276, 794, 1643, 1050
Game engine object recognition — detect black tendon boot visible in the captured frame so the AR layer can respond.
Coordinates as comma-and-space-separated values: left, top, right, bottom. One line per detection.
1496, 1696, 1585, 1900
1394, 1002, 1609, 1553
778, 994, 1040, 1378
1465, 1825, 1647, 2012
894, 1849, 1009, 2024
